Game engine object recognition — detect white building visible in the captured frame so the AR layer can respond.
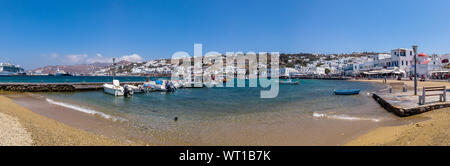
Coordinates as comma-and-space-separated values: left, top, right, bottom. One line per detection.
391, 48, 414, 76
280, 67, 299, 77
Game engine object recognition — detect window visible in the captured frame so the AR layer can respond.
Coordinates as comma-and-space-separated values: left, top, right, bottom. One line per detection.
410, 52, 412, 56
406, 61, 408, 66
402, 61, 404, 66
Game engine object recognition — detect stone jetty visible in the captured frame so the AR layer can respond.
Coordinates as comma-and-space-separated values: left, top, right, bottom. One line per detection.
0, 82, 144, 92
373, 93, 450, 117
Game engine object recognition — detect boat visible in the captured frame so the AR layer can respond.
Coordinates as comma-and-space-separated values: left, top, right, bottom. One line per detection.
103, 80, 125, 96
122, 84, 135, 97
279, 79, 300, 85
0, 62, 25, 76
171, 80, 184, 89
333, 89, 360, 95
54, 67, 73, 76
142, 81, 157, 92
154, 80, 168, 91
125, 84, 146, 94
165, 81, 176, 92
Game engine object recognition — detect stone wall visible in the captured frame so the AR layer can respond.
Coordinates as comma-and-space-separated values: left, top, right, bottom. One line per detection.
0, 84, 76, 92
0, 82, 143, 92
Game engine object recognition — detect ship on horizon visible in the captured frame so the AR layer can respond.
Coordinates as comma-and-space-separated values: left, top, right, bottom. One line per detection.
0, 62, 25, 76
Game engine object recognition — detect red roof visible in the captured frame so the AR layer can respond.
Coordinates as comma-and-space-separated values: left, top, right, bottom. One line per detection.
418, 53, 428, 57
422, 59, 430, 64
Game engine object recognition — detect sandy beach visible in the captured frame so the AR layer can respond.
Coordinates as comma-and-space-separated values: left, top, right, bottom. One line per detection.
347, 79, 450, 145
0, 93, 140, 146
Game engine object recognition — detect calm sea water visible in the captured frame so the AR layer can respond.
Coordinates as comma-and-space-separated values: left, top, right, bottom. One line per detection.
23, 77, 402, 145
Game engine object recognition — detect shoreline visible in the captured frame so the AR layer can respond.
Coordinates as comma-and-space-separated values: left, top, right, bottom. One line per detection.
0, 93, 143, 146
3, 79, 445, 146
1, 80, 410, 146
346, 79, 450, 145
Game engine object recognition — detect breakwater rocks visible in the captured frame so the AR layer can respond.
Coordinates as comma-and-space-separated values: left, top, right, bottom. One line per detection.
0, 82, 143, 92
373, 93, 450, 117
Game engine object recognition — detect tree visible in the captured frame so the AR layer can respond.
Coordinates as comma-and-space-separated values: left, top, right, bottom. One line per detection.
325, 68, 331, 75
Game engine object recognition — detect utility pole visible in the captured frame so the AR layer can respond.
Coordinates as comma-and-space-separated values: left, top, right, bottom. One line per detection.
413, 45, 418, 95
112, 58, 116, 77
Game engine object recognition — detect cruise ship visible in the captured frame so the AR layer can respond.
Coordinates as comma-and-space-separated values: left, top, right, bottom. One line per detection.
0, 62, 25, 76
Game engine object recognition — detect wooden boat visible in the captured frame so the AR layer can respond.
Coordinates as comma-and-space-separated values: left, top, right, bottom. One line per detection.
334, 89, 360, 95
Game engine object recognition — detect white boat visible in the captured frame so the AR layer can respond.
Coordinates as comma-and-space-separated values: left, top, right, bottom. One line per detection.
103, 80, 125, 96
142, 81, 157, 92
126, 84, 146, 94
171, 80, 184, 89
155, 83, 168, 91
279, 79, 300, 85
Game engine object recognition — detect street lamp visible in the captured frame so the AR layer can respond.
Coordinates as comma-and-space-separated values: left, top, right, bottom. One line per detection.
413, 45, 418, 95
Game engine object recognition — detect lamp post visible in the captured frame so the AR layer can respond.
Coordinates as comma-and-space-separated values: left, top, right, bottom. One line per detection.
112, 58, 116, 77
413, 45, 418, 95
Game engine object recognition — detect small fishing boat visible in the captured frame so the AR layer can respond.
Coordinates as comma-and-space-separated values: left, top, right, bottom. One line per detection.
279, 79, 300, 85
126, 84, 146, 94
103, 80, 125, 96
142, 81, 157, 92
334, 89, 360, 95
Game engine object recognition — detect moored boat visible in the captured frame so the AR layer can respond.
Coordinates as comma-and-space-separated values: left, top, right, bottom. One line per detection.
333, 89, 360, 95
103, 80, 125, 96
279, 79, 300, 85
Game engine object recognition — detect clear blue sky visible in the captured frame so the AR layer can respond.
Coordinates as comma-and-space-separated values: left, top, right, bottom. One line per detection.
1, 0, 450, 69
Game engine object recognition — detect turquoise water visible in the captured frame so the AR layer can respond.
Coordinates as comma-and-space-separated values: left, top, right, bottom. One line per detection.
11, 77, 396, 145
44, 81, 386, 126
42, 80, 382, 118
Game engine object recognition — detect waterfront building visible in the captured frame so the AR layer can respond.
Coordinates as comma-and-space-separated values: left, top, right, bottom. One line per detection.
390, 48, 414, 77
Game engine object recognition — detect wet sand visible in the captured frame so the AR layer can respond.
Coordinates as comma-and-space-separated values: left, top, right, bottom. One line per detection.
348, 79, 450, 145
0, 93, 141, 146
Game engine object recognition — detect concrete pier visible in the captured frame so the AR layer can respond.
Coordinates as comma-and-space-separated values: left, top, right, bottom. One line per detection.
0, 82, 144, 92
373, 93, 450, 117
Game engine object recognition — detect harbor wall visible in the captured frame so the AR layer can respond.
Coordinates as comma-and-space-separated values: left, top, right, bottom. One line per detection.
0, 82, 144, 92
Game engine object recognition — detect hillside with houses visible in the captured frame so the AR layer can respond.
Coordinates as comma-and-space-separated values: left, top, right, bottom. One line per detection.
26, 48, 450, 80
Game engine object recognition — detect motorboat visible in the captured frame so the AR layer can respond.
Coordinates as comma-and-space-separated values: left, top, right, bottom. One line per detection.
279, 79, 300, 85
142, 81, 157, 92
171, 80, 184, 89
125, 84, 145, 94
103, 80, 125, 96
333, 89, 360, 95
